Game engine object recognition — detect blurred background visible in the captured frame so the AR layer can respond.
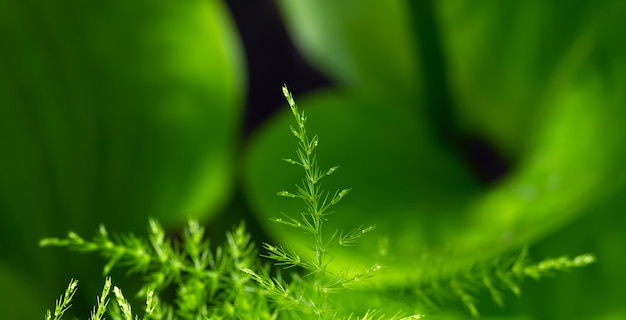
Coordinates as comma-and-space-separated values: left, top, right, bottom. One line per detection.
1, 0, 626, 318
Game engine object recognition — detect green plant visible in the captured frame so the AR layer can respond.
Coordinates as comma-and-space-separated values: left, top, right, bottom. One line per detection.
397, 247, 595, 317
41, 87, 594, 319
42, 219, 269, 319
240, 85, 382, 318
45, 277, 158, 320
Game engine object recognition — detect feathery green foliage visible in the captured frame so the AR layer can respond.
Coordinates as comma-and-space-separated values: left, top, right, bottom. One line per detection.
41, 86, 593, 319
241, 85, 384, 318
42, 220, 271, 319
408, 248, 595, 317
45, 279, 78, 320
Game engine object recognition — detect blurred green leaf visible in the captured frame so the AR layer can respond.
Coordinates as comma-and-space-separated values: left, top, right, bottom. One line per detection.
276, 0, 420, 94
436, 0, 626, 157
244, 0, 626, 291
0, 0, 244, 315
0, 261, 48, 319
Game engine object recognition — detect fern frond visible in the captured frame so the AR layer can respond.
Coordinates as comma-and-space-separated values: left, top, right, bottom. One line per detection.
45, 279, 78, 320
42, 221, 273, 319
244, 85, 381, 319
412, 248, 596, 317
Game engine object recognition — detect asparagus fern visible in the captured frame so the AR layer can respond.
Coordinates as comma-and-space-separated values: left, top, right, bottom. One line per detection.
41, 86, 594, 319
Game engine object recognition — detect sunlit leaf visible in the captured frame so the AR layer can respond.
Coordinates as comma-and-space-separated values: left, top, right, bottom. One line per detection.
0, 0, 244, 314
245, 0, 626, 287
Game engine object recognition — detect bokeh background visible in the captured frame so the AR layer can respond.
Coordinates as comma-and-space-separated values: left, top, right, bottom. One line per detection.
1, 0, 626, 318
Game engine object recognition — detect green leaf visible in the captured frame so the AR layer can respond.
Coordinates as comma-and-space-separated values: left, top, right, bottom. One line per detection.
0, 0, 244, 316
276, 0, 420, 94
436, 0, 626, 157
244, 0, 626, 286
